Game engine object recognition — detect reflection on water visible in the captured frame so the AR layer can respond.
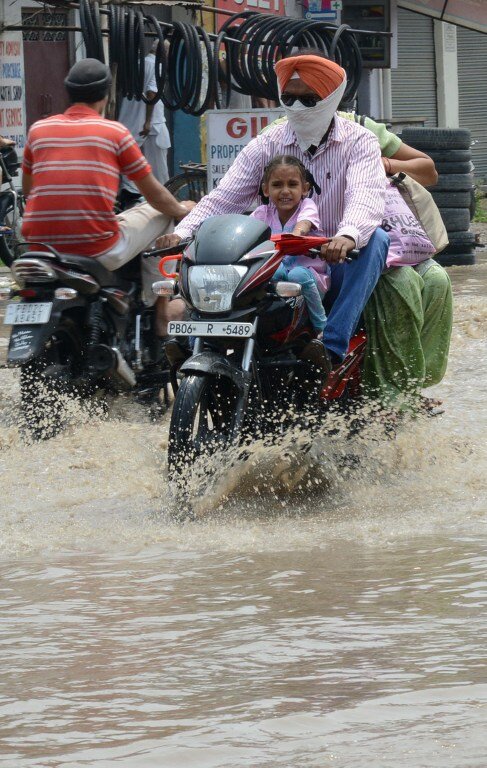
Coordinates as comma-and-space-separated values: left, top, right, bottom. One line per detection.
0, 256, 486, 767
0, 542, 486, 767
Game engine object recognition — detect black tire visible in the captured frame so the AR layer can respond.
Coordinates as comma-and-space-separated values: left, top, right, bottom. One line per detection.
164, 170, 207, 203
435, 252, 476, 267
446, 230, 475, 246
469, 187, 476, 221
401, 128, 471, 150
430, 173, 474, 192
438, 208, 471, 232
20, 318, 82, 440
168, 373, 242, 472
0, 193, 23, 267
434, 161, 473, 174
441, 231, 475, 254
428, 149, 471, 163
441, 244, 475, 256
432, 191, 472, 208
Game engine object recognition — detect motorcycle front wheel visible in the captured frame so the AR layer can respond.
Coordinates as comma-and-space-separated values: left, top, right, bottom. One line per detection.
168, 373, 242, 473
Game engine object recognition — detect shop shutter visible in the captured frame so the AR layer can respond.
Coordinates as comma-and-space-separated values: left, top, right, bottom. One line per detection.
457, 26, 487, 180
391, 8, 438, 127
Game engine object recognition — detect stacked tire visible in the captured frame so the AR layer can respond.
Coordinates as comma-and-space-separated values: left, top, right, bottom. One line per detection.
400, 128, 476, 267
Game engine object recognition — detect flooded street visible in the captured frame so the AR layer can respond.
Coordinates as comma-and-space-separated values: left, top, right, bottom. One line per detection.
0, 253, 486, 767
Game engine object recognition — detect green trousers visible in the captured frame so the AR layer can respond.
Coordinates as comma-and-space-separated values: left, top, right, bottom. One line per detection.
362, 261, 453, 408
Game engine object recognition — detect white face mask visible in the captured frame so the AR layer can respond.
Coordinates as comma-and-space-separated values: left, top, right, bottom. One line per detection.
279, 79, 347, 152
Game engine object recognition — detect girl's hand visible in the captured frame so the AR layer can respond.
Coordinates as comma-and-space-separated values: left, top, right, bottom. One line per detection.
292, 219, 313, 237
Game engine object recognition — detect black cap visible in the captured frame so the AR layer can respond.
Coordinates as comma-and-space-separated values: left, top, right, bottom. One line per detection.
64, 58, 112, 103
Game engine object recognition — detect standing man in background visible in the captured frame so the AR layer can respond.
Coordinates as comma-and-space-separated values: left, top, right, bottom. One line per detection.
118, 42, 171, 207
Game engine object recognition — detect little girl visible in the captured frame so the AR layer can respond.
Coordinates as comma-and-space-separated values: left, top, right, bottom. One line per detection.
251, 155, 330, 337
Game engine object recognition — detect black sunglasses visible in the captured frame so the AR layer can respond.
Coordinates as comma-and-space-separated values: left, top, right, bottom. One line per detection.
281, 94, 321, 108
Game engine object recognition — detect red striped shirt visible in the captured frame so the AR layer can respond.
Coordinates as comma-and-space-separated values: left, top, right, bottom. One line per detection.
22, 105, 151, 257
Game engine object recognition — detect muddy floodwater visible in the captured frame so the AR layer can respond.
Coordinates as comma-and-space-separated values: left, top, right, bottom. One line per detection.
0, 252, 486, 767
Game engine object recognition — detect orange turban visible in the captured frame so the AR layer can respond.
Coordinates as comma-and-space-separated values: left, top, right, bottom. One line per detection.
274, 55, 346, 100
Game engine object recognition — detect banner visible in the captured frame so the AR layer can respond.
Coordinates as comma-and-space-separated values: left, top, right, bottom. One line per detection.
206, 108, 284, 189
0, 33, 26, 152
215, 0, 285, 30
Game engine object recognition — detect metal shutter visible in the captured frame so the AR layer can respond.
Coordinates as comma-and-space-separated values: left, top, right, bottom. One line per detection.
457, 26, 487, 180
391, 8, 438, 127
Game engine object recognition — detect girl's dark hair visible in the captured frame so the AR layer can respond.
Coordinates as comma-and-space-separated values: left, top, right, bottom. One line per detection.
262, 154, 307, 186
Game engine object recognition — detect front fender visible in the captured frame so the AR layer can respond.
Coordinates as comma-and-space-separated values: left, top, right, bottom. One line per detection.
7, 298, 85, 365
180, 351, 250, 393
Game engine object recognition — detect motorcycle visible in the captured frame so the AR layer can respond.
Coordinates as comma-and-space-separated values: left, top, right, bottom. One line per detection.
152, 214, 367, 474
0, 143, 24, 268
0, 242, 171, 438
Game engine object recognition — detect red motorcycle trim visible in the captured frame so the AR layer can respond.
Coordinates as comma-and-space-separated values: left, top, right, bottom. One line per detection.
236, 250, 282, 296
320, 332, 367, 401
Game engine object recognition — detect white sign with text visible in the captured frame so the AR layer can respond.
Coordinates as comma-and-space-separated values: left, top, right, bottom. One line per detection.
0, 33, 26, 151
206, 109, 285, 190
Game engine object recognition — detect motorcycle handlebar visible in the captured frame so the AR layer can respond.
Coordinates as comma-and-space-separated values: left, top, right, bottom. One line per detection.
141, 239, 193, 258
307, 247, 360, 263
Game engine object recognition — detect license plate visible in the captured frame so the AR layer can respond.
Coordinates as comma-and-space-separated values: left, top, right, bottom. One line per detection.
167, 320, 253, 338
4, 302, 52, 325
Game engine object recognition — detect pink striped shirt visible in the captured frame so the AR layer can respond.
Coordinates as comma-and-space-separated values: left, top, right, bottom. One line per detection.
175, 116, 386, 248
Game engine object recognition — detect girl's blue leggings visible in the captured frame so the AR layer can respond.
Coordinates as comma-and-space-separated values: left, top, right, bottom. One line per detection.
273, 264, 327, 333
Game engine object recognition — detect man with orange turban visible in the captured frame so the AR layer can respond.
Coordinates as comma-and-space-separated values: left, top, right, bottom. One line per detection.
162, 51, 389, 373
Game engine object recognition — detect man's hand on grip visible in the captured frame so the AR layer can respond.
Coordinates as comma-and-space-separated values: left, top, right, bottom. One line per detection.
320, 235, 356, 264
156, 233, 182, 250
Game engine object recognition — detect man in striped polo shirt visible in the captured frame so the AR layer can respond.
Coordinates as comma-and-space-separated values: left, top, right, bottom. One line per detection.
21, 58, 192, 336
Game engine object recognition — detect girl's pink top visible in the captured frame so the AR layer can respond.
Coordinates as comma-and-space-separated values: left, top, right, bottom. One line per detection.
251, 197, 330, 293
383, 181, 436, 267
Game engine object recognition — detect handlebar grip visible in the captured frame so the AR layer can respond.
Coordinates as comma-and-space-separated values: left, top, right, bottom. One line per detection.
141, 239, 192, 258
308, 247, 360, 262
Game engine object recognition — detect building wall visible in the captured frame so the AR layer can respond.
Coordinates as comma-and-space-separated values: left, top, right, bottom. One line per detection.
390, 6, 438, 127
457, 25, 487, 179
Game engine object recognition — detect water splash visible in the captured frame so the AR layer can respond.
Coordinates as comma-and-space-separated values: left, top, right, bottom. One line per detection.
0, 292, 486, 556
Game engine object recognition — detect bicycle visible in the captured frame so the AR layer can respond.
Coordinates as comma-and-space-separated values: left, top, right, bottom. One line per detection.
0, 144, 24, 268
164, 161, 207, 203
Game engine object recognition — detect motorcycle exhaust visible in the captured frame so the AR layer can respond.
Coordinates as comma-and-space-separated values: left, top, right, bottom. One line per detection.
88, 344, 136, 388
112, 347, 136, 387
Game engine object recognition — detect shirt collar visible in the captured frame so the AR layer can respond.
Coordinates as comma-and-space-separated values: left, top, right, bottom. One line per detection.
64, 104, 102, 118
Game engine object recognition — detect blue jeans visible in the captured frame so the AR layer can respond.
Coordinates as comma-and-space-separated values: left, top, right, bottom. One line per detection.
273, 264, 327, 333
323, 228, 389, 360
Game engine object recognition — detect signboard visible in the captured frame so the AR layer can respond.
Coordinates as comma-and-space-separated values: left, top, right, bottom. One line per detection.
215, 0, 285, 30
206, 108, 284, 190
398, 0, 487, 34
216, 0, 285, 15
303, 0, 341, 20
0, 32, 26, 151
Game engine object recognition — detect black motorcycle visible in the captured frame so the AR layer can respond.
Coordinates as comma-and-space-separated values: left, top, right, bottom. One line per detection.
1, 242, 171, 438
0, 143, 23, 268
153, 214, 364, 475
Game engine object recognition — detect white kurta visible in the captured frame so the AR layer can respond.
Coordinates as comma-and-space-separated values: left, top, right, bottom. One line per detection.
118, 53, 170, 191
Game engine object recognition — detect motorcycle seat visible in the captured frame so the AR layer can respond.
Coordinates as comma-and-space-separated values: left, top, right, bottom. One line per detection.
56, 253, 134, 289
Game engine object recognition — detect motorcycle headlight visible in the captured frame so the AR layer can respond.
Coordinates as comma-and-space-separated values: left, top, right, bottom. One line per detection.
188, 265, 247, 313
